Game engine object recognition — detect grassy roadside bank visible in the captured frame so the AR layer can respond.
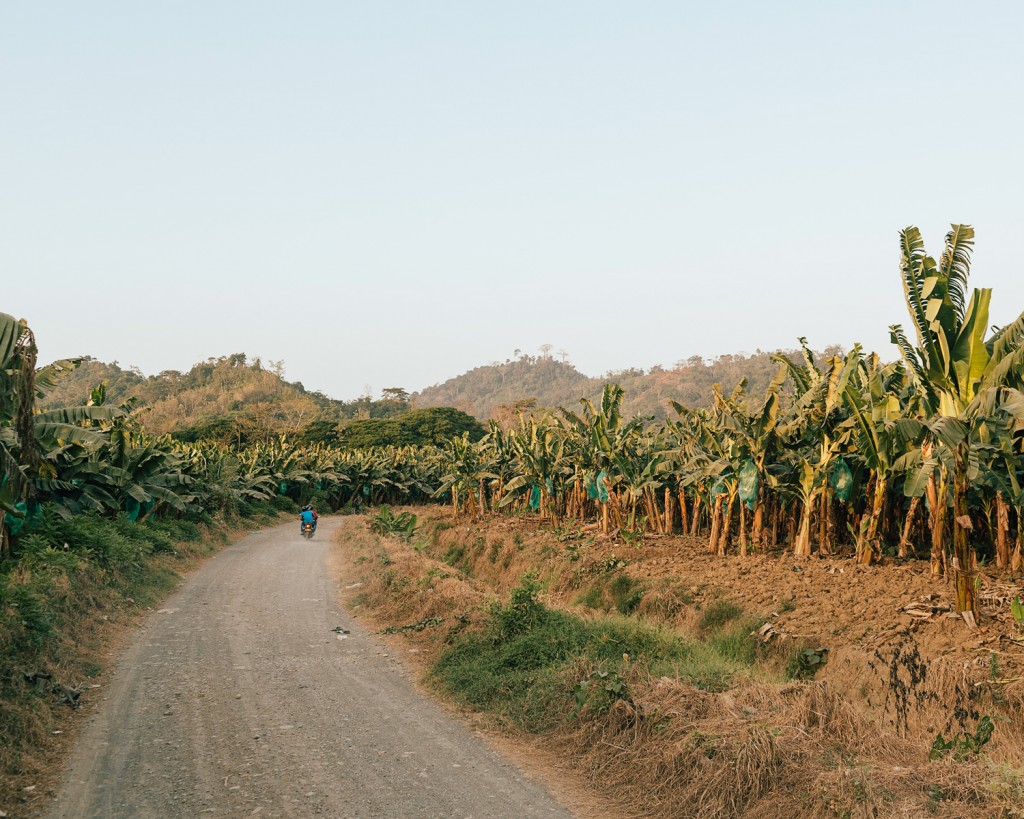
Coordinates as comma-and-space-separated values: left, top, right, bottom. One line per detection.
0, 496, 295, 815
338, 509, 1024, 818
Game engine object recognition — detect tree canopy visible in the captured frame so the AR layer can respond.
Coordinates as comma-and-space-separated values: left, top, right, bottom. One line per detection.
337, 407, 485, 449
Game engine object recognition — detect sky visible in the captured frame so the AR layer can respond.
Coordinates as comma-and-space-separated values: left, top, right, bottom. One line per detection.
3, 1, 1023, 400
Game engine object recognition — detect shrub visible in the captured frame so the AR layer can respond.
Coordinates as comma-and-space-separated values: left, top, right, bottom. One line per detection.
369, 506, 418, 541
490, 573, 548, 640
271, 494, 298, 513
785, 645, 830, 680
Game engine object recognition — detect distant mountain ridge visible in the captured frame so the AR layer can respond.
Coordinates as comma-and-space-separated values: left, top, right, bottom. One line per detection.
412, 347, 844, 420
42, 347, 845, 440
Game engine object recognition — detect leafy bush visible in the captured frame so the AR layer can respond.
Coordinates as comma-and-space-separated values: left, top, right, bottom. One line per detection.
929, 716, 995, 761
490, 573, 548, 640
570, 668, 629, 719
338, 407, 485, 449
0, 575, 54, 652
442, 544, 466, 567
368, 506, 418, 541
786, 646, 830, 680
609, 575, 645, 615
575, 575, 645, 615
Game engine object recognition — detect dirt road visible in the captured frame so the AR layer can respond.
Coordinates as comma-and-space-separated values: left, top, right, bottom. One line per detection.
49, 518, 573, 818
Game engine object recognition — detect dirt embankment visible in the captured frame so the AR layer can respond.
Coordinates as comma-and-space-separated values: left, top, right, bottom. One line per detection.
339, 507, 1024, 819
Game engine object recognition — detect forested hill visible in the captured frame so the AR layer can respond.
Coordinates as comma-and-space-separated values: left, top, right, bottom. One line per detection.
41, 355, 334, 441
413, 347, 844, 420
40, 355, 424, 445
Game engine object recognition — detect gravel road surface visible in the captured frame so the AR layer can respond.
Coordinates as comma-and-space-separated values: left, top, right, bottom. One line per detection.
49, 518, 573, 818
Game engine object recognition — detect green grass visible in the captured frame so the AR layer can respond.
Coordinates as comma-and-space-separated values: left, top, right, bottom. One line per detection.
708, 618, 761, 665
575, 574, 646, 615
699, 598, 744, 631
487, 539, 502, 563
609, 574, 645, 614
576, 585, 605, 610
430, 521, 453, 545
430, 576, 764, 732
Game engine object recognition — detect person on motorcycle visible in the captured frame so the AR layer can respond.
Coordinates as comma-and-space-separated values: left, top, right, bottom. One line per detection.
299, 504, 317, 536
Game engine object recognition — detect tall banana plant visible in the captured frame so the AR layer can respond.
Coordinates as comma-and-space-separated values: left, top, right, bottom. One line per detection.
672, 398, 737, 554
1, 314, 123, 546
0, 314, 36, 544
609, 431, 664, 533
561, 384, 644, 532
890, 225, 1024, 618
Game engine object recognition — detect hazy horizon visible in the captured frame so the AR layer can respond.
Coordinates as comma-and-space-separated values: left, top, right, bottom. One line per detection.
4, 2, 1023, 399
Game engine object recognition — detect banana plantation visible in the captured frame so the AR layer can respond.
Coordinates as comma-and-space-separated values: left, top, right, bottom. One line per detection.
426, 225, 1024, 620
3, 225, 1024, 622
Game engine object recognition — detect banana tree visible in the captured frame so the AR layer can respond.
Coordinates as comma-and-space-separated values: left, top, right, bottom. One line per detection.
434, 433, 496, 518
609, 432, 664, 535
480, 421, 519, 514
978, 411, 1024, 571
500, 414, 568, 526
774, 342, 858, 557
561, 384, 644, 533
670, 399, 744, 554
711, 364, 788, 551
1, 314, 124, 547
178, 442, 274, 514
890, 224, 1024, 618
841, 352, 923, 563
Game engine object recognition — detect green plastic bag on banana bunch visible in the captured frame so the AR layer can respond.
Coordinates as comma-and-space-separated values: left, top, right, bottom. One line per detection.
738, 460, 760, 511
830, 457, 854, 502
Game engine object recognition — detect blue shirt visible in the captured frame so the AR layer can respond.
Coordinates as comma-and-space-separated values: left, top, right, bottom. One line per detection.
300, 510, 315, 523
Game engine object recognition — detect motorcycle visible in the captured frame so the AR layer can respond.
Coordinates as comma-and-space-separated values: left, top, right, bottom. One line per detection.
302, 522, 315, 540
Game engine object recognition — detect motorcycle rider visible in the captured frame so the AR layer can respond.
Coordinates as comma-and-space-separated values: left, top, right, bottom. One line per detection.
299, 504, 317, 536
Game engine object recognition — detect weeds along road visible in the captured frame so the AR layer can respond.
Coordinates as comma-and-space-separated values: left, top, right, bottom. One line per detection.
49, 518, 573, 819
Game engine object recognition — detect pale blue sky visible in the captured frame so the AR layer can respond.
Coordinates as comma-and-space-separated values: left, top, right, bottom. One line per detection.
3, 1, 1023, 399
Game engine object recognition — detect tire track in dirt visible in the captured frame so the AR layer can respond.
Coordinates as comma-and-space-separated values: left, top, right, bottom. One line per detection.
48, 518, 572, 818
